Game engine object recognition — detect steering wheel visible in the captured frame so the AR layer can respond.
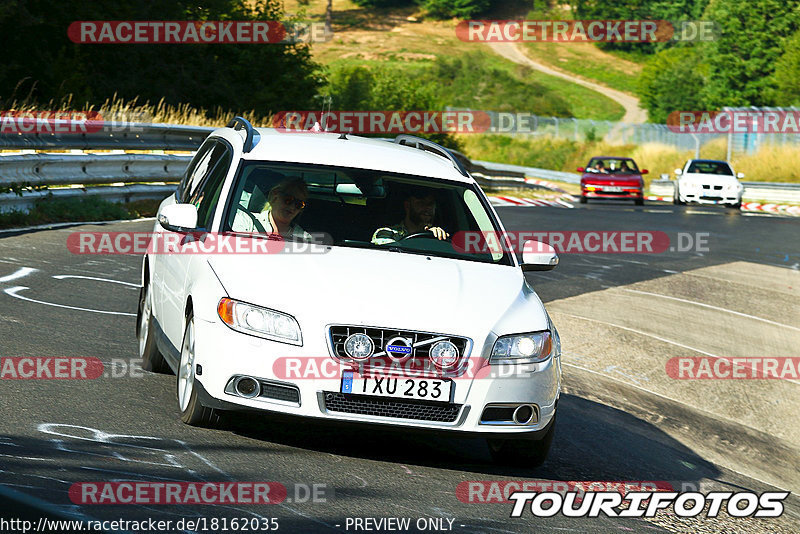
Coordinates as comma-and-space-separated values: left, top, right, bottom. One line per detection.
399, 230, 450, 241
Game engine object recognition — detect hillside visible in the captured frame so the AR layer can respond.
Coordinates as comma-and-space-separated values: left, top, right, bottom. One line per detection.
287, 0, 630, 121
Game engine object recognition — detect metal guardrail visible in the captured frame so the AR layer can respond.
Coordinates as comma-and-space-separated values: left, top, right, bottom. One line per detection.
474, 160, 579, 184
0, 153, 191, 186
0, 120, 798, 215
649, 179, 800, 203
0, 122, 214, 151
0, 184, 177, 213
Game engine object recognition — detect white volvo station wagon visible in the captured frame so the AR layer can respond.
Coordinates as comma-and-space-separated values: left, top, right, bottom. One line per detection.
138, 118, 562, 466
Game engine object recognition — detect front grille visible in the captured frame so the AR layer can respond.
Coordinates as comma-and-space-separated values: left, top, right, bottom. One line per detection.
323, 392, 462, 423
259, 381, 300, 403
328, 325, 470, 376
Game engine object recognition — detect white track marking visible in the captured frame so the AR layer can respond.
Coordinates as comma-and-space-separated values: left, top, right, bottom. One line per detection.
555, 311, 800, 386
52, 274, 139, 287
3, 286, 135, 316
0, 267, 37, 283
621, 288, 800, 331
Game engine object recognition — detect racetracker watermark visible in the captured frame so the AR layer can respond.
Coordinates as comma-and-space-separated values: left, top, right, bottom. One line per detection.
456, 20, 717, 42
272, 356, 552, 381
507, 490, 789, 518
451, 231, 710, 254
0, 357, 143, 379
666, 357, 800, 380
273, 111, 492, 134
66, 232, 332, 255
0, 357, 104, 380
68, 21, 331, 44
0, 111, 104, 134
69, 482, 290, 505
668, 110, 800, 134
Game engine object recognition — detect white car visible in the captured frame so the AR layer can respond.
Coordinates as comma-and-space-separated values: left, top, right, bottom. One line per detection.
137, 118, 562, 466
673, 159, 744, 208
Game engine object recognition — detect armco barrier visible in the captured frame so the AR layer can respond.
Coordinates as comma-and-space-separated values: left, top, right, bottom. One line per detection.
0, 153, 191, 186
649, 179, 800, 203
1, 121, 797, 214
0, 122, 214, 151
0, 184, 176, 213
474, 160, 581, 184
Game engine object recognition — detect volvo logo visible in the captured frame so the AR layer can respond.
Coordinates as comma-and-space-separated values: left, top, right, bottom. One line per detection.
386, 336, 412, 360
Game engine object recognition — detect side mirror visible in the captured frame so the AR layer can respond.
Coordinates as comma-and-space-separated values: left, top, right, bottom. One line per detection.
577, 167, 585, 172
737, 172, 745, 179
158, 204, 198, 232
674, 168, 683, 175
521, 240, 559, 272
660, 173, 670, 180
641, 169, 649, 175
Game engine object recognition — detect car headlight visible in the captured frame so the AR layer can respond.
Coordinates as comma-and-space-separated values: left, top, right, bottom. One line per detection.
490, 331, 553, 364
217, 298, 302, 345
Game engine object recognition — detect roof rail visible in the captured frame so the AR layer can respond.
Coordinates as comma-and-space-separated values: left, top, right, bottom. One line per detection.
226, 116, 260, 153
393, 134, 469, 177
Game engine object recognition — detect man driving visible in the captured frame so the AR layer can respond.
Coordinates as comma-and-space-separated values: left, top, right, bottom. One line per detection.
371, 189, 449, 245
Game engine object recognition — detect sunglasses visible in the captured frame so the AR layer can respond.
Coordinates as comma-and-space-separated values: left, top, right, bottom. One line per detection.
282, 195, 306, 210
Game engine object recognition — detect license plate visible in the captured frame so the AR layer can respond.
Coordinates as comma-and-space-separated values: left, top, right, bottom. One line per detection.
341, 371, 452, 401
602, 186, 623, 192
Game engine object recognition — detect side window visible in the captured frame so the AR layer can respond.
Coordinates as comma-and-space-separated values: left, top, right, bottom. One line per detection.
178, 141, 216, 202
186, 143, 233, 229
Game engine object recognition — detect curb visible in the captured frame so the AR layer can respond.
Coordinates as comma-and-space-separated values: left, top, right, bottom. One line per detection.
489, 195, 576, 208
741, 202, 800, 216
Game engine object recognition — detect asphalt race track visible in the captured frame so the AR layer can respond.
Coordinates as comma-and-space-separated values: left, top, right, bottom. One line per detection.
0, 200, 798, 533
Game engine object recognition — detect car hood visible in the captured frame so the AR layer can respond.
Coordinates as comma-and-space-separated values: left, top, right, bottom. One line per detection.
680, 173, 739, 186
207, 245, 548, 339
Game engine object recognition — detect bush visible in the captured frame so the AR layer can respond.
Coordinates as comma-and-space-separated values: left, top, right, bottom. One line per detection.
420, 0, 490, 18
637, 47, 707, 123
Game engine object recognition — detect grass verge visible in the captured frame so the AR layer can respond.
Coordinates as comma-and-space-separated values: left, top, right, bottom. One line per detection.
0, 196, 160, 230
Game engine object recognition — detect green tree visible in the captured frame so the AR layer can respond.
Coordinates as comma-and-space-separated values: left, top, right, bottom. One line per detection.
637, 47, 706, 122
770, 30, 800, 106
701, 0, 800, 107
0, 0, 323, 114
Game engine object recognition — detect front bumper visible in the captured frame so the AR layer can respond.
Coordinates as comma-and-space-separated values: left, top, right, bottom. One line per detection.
680, 191, 741, 205
582, 186, 643, 199
192, 319, 560, 437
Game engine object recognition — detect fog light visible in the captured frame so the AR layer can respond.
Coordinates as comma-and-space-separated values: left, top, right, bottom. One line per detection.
344, 333, 374, 361
430, 341, 459, 369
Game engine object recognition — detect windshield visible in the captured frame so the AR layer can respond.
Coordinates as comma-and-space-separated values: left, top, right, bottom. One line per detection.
586, 158, 639, 174
222, 161, 513, 266
687, 161, 734, 175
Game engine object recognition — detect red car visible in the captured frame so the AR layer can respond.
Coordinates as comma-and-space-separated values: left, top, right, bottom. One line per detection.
578, 156, 647, 205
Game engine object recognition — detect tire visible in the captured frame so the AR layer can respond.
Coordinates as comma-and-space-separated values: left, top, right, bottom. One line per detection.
579, 195, 587, 204
138, 282, 169, 373
729, 201, 742, 209
634, 198, 644, 206
177, 312, 220, 427
487, 414, 556, 468
673, 191, 684, 205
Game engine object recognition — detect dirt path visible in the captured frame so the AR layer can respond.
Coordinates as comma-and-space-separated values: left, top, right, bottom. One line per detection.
487, 42, 648, 124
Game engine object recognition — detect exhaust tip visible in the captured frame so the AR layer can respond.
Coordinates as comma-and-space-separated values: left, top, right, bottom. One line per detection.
234, 376, 260, 398
512, 404, 535, 425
